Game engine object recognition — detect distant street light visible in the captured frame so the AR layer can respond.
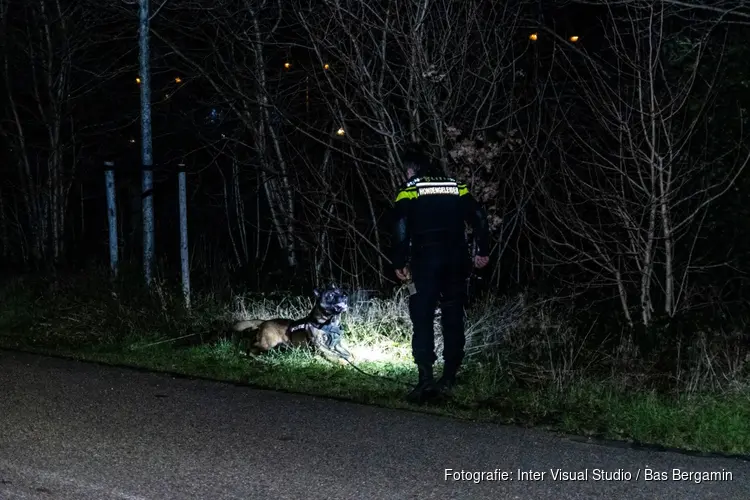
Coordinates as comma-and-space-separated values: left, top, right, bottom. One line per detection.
136, 77, 142, 84
336, 127, 345, 136
284, 62, 291, 69
175, 77, 182, 83
324, 63, 330, 70
569, 35, 579, 42
529, 33, 538, 41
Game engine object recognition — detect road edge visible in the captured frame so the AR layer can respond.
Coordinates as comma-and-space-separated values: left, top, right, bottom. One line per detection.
2, 345, 748, 463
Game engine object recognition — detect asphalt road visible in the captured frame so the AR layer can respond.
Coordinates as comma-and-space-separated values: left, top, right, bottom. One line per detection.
0, 351, 748, 500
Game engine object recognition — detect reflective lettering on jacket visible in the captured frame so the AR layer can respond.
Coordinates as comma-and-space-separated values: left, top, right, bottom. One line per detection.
416, 181, 460, 196
394, 177, 468, 202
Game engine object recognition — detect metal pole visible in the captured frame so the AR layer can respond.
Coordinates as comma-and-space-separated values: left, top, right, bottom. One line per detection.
139, 0, 155, 287
178, 165, 191, 310
104, 162, 118, 278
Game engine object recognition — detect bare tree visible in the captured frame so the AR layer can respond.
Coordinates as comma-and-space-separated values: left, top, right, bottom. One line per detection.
293, 0, 528, 174
0, 0, 128, 266
587, 0, 750, 25
530, 1, 749, 327
151, 0, 302, 270
289, 0, 540, 283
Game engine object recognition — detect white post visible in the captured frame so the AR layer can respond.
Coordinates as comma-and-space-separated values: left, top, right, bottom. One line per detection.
178, 165, 191, 310
139, 0, 155, 287
104, 162, 118, 278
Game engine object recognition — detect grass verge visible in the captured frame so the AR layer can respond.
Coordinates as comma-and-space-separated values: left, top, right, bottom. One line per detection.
1, 270, 749, 457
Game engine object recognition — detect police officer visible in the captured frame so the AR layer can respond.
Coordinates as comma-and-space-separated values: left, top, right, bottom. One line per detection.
390, 145, 490, 404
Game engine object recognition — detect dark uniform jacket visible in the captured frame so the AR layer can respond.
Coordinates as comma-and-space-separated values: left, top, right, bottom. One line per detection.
390, 174, 490, 270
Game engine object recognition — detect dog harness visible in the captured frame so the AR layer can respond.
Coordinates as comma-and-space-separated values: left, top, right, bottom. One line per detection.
285, 317, 342, 349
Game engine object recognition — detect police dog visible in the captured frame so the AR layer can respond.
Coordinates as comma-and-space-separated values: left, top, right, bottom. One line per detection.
231, 285, 353, 364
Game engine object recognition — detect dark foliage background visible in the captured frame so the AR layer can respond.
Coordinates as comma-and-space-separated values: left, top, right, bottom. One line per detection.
1, 0, 749, 340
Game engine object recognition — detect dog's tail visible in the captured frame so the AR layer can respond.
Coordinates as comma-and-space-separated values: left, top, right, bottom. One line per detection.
231, 319, 265, 332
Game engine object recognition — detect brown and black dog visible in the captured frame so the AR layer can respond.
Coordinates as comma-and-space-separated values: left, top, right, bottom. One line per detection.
231, 285, 353, 364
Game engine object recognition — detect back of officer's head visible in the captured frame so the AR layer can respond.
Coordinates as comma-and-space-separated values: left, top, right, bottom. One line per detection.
401, 143, 441, 179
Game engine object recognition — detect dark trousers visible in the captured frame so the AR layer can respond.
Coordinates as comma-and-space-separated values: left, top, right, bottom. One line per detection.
408, 253, 469, 368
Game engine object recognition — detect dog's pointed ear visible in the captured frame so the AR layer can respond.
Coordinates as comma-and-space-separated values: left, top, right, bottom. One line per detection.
313, 287, 321, 298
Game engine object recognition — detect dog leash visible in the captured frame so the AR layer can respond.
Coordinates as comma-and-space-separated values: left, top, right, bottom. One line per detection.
327, 347, 478, 409
323, 345, 413, 387
343, 356, 413, 387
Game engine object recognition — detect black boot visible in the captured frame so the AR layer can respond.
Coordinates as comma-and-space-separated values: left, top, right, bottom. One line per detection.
434, 361, 460, 394
405, 364, 436, 404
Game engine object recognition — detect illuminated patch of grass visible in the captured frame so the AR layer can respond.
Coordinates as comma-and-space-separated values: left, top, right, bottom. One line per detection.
1, 271, 749, 456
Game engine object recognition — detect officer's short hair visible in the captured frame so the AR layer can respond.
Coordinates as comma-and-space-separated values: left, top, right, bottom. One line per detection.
401, 143, 438, 176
